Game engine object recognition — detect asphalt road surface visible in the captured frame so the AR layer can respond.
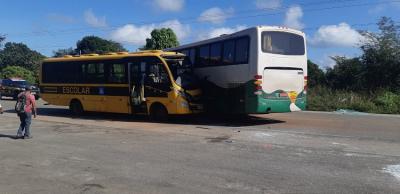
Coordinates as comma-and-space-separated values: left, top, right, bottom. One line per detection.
0, 98, 400, 194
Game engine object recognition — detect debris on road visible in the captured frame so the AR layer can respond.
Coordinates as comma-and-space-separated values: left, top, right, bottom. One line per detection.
334, 109, 369, 115
383, 165, 400, 180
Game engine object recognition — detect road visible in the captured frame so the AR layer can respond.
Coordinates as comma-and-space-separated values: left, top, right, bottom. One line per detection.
0, 98, 400, 194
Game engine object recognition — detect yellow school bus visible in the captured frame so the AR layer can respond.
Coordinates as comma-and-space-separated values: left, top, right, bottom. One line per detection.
40, 50, 202, 121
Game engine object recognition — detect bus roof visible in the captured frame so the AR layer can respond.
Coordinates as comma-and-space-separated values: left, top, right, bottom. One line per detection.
165, 25, 305, 51
43, 50, 184, 62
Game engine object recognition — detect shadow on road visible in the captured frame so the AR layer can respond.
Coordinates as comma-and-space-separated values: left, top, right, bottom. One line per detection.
0, 134, 17, 139
4, 107, 285, 127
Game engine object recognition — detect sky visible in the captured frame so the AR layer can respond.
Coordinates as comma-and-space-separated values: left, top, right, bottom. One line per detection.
1, 0, 400, 68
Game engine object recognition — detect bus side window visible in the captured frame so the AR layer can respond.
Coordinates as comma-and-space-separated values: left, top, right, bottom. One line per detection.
210, 42, 222, 66
107, 63, 127, 83
223, 40, 235, 65
198, 45, 210, 67
84, 62, 105, 83
235, 37, 249, 64
189, 48, 196, 66
129, 62, 140, 83
147, 63, 170, 85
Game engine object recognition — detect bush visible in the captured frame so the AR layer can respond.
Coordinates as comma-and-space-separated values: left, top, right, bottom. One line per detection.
373, 91, 400, 114
307, 86, 400, 114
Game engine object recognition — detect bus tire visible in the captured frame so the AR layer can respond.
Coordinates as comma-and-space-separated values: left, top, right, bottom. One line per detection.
149, 103, 168, 122
70, 100, 84, 116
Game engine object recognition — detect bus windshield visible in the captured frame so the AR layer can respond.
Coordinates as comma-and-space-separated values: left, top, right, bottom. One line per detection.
262, 31, 305, 55
165, 58, 199, 90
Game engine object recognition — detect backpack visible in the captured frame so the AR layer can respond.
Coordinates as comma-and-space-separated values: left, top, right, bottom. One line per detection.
15, 93, 26, 114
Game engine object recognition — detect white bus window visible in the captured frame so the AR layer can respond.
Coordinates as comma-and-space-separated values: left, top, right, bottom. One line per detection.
262, 31, 305, 55
223, 40, 235, 65
189, 48, 196, 65
210, 42, 222, 66
235, 37, 249, 64
198, 45, 210, 66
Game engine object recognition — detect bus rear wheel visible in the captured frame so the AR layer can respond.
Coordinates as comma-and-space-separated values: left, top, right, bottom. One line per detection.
70, 100, 84, 116
149, 103, 168, 122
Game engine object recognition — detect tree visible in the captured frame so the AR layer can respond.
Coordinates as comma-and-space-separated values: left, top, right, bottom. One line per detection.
76, 36, 127, 54
307, 60, 326, 87
0, 42, 45, 73
326, 56, 365, 90
53, 47, 77, 57
142, 28, 179, 50
360, 17, 400, 91
0, 66, 36, 83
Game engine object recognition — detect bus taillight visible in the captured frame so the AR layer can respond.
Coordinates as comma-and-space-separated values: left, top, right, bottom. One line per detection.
254, 75, 263, 95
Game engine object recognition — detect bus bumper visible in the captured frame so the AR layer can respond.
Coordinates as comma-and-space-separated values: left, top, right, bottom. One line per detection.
246, 92, 307, 114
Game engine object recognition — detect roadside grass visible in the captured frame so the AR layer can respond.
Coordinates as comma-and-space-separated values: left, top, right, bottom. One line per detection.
307, 86, 400, 114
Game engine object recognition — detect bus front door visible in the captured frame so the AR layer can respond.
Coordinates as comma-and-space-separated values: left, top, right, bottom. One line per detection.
129, 62, 147, 114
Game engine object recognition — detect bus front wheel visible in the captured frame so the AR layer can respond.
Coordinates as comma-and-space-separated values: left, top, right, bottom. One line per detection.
149, 103, 168, 122
70, 100, 84, 116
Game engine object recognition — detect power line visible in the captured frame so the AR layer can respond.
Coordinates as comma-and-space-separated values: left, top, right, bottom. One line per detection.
10, 0, 363, 37
7, 0, 400, 52
8, 0, 390, 38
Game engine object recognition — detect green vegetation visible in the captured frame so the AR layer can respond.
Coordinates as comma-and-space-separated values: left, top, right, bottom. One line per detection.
308, 86, 400, 114
142, 28, 179, 50
308, 17, 400, 114
53, 47, 77, 57
53, 36, 127, 57
76, 36, 127, 54
0, 65, 36, 83
0, 39, 45, 83
0, 42, 45, 72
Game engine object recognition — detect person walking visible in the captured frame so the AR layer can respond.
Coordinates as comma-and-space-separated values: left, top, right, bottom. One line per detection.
16, 87, 37, 139
0, 89, 3, 114
0, 99, 3, 114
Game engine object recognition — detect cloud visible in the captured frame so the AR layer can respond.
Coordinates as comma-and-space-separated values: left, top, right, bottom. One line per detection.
153, 0, 184, 12
84, 9, 107, 28
255, 0, 282, 9
309, 23, 365, 48
198, 25, 247, 40
47, 13, 75, 24
159, 19, 190, 40
198, 7, 234, 24
110, 19, 190, 45
283, 5, 304, 30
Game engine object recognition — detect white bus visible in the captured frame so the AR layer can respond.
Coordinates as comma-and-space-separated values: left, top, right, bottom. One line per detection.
167, 26, 307, 114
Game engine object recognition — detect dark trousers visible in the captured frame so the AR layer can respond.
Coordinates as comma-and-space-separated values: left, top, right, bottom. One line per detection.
17, 112, 32, 137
